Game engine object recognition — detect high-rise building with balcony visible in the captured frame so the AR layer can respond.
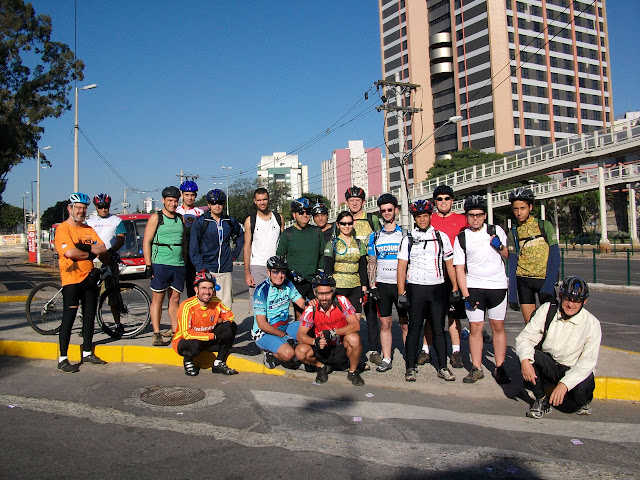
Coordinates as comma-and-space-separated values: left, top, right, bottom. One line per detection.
257, 152, 309, 200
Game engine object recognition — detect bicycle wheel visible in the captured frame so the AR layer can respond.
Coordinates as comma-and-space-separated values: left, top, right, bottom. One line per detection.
97, 283, 151, 339
25, 282, 64, 335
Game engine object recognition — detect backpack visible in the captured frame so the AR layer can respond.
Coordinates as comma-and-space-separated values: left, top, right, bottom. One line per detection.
457, 224, 498, 274
152, 210, 185, 248
365, 212, 381, 232
405, 230, 445, 276
508, 218, 549, 255
535, 300, 559, 350
249, 210, 282, 239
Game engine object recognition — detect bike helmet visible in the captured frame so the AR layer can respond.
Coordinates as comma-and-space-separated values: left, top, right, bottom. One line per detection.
290, 197, 310, 212
312, 272, 337, 289
463, 195, 487, 212
69, 192, 91, 205
311, 203, 329, 216
206, 188, 227, 203
508, 187, 535, 204
193, 270, 217, 288
345, 185, 365, 200
266, 255, 289, 271
92, 193, 111, 205
180, 180, 198, 192
409, 199, 433, 215
377, 193, 398, 207
559, 276, 589, 302
433, 185, 455, 199
162, 186, 181, 199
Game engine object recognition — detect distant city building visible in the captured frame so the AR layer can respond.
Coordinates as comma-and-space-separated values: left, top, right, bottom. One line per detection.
143, 197, 154, 213
258, 152, 309, 200
322, 141, 386, 209
379, 0, 613, 190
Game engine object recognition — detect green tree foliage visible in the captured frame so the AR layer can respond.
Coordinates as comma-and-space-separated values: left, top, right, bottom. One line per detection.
40, 199, 68, 230
426, 148, 505, 179
0, 202, 24, 232
557, 191, 601, 236
0, 0, 84, 202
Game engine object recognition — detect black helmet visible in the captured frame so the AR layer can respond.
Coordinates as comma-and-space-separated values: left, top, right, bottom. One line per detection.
290, 197, 310, 213
508, 187, 535, 204
433, 185, 455, 199
409, 199, 433, 215
464, 195, 487, 212
559, 276, 589, 302
377, 193, 398, 208
312, 272, 337, 288
206, 189, 227, 204
162, 186, 181, 199
266, 255, 288, 271
311, 203, 328, 216
345, 186, 365, 200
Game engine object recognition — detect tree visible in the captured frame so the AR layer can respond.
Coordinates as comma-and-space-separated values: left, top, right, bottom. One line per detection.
0, 0, 84, 202
0, 202, 24, 233
41, 199, 68, 230
426, 148, 505, 179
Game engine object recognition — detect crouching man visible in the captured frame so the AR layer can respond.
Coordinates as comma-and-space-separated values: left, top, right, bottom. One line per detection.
515, 276, 600, 418
295, 272, 365, 386
172, 271, 238, 376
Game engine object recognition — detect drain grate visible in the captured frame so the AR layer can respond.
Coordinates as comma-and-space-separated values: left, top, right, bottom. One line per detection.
140, 386, 206, 406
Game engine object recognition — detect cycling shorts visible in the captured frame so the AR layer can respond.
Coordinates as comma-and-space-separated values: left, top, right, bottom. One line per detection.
255, 321, 300, 354
312, 343, 349, 367
335, 287, 363, 314
516, 276, 547, 305
444, 277, 467, 320
466, 288, 507, 322
376, 282, 407, 319
150, 264, 185, 293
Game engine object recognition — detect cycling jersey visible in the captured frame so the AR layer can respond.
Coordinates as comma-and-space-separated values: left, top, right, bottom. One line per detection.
172, 296, 234, 353
431, 212, 467, 245
176, 205, 204, 232
55, 222, 103, 286
367, 225, 404, 284
251, 278, 302, 339
86, 214, 126, 249
508, 216, 557, 279
299, 295, 355, 346
453, 224, 508, 289
323, 237, 367, 288
397, 226, 453, 285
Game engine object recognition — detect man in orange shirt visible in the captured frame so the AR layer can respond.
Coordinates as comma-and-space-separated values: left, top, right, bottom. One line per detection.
54, 193, 107, 373
172, 271, 238, 376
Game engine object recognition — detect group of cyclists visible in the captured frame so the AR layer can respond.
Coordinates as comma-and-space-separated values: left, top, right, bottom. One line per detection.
53, 181, 601, 419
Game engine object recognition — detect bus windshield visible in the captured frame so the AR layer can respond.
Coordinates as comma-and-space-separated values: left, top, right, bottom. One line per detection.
119, 218, 148, 259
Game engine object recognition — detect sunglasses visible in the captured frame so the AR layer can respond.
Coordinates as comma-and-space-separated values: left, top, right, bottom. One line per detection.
436, 196, 452, 201
96, 204, 110, 209
380, 208, 394, 213
271, 269, 287, 276
466, 212, 485, 218
297, 209, 311, 215
338, 221, 354, 226
209, 200, 225, 206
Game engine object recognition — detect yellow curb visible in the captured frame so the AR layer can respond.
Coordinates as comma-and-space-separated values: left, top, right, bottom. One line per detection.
0, 340, 58, 359
594, 376, 640, 401
0, 295, 28, 303
602, 345, 640, 355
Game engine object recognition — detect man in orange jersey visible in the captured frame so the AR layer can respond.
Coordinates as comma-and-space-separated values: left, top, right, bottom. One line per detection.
54, 192, 107, 373
172, 271, 238, 376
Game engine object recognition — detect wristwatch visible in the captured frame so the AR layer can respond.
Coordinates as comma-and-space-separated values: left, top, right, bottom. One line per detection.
498, 244, 505, 251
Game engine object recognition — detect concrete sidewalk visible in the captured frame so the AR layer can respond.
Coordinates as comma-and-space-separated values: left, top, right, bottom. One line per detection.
1, 245, 639, 402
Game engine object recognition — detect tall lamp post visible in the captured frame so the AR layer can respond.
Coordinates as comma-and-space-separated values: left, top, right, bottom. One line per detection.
36, 145, 51, 264
74, 83, 97, 191
22, 192, 29, 235
221, 166, 232, 216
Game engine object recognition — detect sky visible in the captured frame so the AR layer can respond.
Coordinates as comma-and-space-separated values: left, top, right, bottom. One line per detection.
5, 0, 640, 215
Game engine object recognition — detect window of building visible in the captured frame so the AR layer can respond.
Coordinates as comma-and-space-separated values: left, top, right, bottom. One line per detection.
576, 31, 583, 42
566, 75, 575, 86
568, 123, 576, 133
521, 67, 529, 79
510, 49, 516, 60
538, 104, 547, 114
606, 112, 610, 122
525, 118, 532, 129
513, 99, 519, 111
564, 59, 572, 70
534, 22, 542, 33
583, 125, 590, 133
553, 105, 560, 115
551, 72, 559, 83
530, 5, 539, 16
566, 91, 574, 101
517, 1, 526, 13
507, 16, 513, 27
537, 86, 546, 97
515, 134, 520, 144
575, 17, 582, 27
594, 111, 601, 121
580, 93, 587, 103
526, 135, 533, 146
519, 34, 527, 44
514, 117, 519, 127
523, 101, 531, 112
509, 32, 514, 43
591, 79, 600, 89
605, 97, 609, 107
550, 57, 557, 68
555, 121, 562, 132
578, 62, 585, 73
564, 44, 572, 54
518, 18, 526, 29
567, 107, 575, 117
402, 26, 407, 35
581, 109, 589, 119
536, 54, 544, 65
456, 14, 462, 25
549, 40, 556, 50
512, 82, 518, 94
578, 77, 585, 88
552, 89, 560, 100
540, 120, 548, 130
523, 84, 530, 95
537, 70, 545, 81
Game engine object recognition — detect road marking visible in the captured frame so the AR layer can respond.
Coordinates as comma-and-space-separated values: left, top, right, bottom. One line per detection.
251, 390, 640, 443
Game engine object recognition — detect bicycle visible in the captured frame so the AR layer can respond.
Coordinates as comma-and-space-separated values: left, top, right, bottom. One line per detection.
25, 253, 151, 339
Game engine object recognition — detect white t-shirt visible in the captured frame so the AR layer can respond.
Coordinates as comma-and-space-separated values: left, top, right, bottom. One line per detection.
250, 212, 281, 266
86, 214, 125, 249
453, 224, 508, 289
397, 226, 453, 285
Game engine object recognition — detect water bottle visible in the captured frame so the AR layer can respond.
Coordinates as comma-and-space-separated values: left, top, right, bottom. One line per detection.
461, 327, 470, 339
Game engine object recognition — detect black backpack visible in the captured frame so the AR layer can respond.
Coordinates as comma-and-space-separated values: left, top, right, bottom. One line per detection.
405, 230, 445, 277
152, 210, 185, 248
249, 210, 283, 238
457, 224, 498, 273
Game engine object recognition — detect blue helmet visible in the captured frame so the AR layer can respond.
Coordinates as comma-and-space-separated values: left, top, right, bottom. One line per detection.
69, 192, 90, 205
206, 189, 226, 203
180, 180, 198, 192
291, 197, 310, 212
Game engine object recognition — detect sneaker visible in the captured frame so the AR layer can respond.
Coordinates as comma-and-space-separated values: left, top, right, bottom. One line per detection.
114, 323, 125, 337
463, 366, 484, 383
405, 367, 417, 382
417, 350, 431, 365
369, 352, 383, 366
438, 367, 456, 382
576, 403, 592, 415
263, 351, 276, 369
450, 351, 463, 369
161, 328, 174, 338
315, 365, 329, 384
347, 371, 365, 386
376, 359, 392, 372
152, 333, 169, 346
57, 359, 79, 373
494, 365, 512, 384
81, 353, 107, 365
482, 329, 492, 343
527, 397, 550, 419
212, 362, 238, 375
183, 359, 200, 376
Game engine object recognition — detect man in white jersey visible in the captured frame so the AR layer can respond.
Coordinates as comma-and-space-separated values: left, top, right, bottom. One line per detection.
453, 195, 511, 385
176, 180, 204, 298
86, 193, 127, 336
244, 188, 284, 307
366, 193, 408, 373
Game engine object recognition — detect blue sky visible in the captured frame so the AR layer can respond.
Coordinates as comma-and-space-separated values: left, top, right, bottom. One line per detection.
5, 0, 639, 214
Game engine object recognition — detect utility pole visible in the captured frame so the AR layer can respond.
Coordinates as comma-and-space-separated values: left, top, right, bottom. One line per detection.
177, 171, 199, 185
375, 75, 421, 228
122, 188, 130, 214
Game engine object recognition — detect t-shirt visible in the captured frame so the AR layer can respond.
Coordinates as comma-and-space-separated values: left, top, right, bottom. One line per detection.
251, 278, 302, 339
152, 212, 185, 267
453, 224, 508, 289
171, 296, 234, 353
352, 211, 379, 243
324, 237, 367, 288
507, 216, 557, 279
176, 205, 204, 233
86, 214, 126, 249
55, 221, 103, 286
299, 295, 355, 346
397, 226, 453, 285
431, 212, 467, 245
250, 212, 281, 266
276, 225, 324, 281
367, 225, 405, 285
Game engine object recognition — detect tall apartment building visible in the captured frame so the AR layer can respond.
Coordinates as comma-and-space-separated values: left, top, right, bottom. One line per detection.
379, 0, 612, 190
322, 141, 386, 209
257, 152, 309, 200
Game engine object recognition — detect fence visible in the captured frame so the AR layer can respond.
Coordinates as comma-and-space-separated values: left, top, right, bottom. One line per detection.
560, 248, 639, 286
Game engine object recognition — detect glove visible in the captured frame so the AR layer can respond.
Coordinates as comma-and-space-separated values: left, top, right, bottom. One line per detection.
369, 287, 380, 302
75, 242, 92, 253
290, 270, 304, 284
314, 336, 324, 349
538, 292, 555, 304
286, 337, 296, 348
464, 294, 479, 311
322, 329, 338, 342
490, 236, 502, 251
450, 290, 462, 304
145, 265, 154, 279
398, 293, 409, 310
361, 292, 369, 305
509, 302, 521, 312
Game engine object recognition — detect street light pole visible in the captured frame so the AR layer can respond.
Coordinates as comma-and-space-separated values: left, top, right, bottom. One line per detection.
221, 166, 232, 216
22, 192, 29, 235
74, 83, 97, 191
37, 145, 51, 265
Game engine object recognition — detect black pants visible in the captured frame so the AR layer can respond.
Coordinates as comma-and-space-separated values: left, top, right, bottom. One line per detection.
60, 274, 99, 356
406, 283, 447, 370
176, 322, 237, 363
185, 258, 197, 298
364, 297, 379, 353
526, 349, 595, 407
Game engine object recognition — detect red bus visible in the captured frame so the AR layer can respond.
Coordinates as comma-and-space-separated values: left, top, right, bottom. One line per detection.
117, 213, 151, 276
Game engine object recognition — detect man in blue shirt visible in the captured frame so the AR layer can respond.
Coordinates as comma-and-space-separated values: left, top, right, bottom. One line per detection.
252, 255, 307, 369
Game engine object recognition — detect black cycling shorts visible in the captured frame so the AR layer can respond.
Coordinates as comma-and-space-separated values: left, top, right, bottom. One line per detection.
293, 280, 316, 313
376, 282, 408, 318
516, 276, 546, 305
335, 287, 363, 313
444, 277, 466, 320
467, 288, 508, 311
312, 343, 349, 367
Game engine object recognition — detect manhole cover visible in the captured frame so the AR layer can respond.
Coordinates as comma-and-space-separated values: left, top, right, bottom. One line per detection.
140, 386, 206, 406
